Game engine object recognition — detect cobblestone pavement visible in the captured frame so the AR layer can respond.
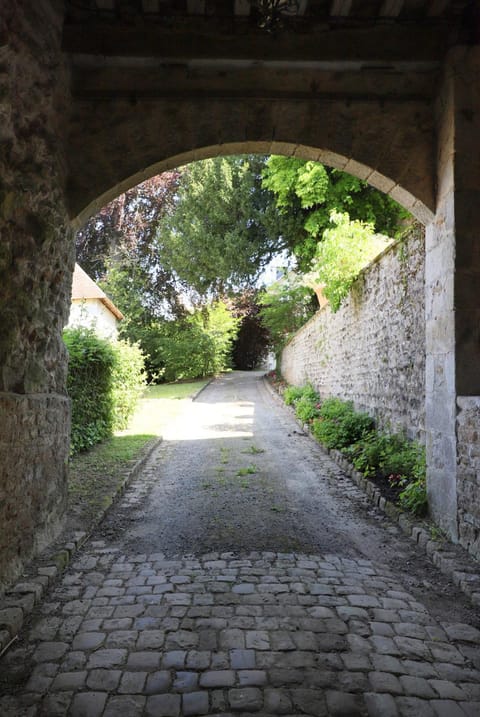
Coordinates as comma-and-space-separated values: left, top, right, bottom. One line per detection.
1, 550, 480, 716
1, 373, 480, 715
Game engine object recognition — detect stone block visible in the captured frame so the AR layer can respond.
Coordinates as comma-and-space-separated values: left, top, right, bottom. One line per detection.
0, 608, 23, 636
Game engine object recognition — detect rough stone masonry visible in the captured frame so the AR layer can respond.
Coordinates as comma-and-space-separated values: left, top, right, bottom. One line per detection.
0, 0, 75, 592
1, 0, 480, 594
281, 228, 426, 441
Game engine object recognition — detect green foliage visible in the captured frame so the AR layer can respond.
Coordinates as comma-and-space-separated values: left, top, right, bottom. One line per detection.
262, 156, 407, 270
285, 388, 428, 517
311, 211, 391, 312
110, 340, 147, 430
258, 273, 317, 356
347, 432, 425, 480
64, 328, 147, 454
399, 477, 428, 516
155, 155, 300, 295
345, 429, 427, 516
312, 398, 374, 449
295, 393, 321, 423
283, 385, 305, 405
152, 301, 239, 383
64, 328, 116, 455
283, 383, 321, 422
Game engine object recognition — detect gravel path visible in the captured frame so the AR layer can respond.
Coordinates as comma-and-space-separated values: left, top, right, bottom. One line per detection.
1, 371, 480, 716
97, 371, 478, 626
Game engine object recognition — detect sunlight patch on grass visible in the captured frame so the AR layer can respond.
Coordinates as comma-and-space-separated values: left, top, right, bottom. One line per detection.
144, 380, 209, 401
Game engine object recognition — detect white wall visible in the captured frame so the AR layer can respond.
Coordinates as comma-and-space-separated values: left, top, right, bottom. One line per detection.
67, 298, 119, 340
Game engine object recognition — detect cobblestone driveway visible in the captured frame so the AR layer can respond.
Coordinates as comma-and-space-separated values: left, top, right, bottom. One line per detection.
1, 550, 480, 716
1, 373, 480, 716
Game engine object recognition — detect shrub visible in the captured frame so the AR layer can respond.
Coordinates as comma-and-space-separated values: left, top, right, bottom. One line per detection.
283, 384, 321, 421
312, 398, 374, 449
294, 385, 321, 423
310, 211, 391, 312
281, 384, 428, 518
64, 328, 116, 455
150, 301, 239, 383
111, 340, 147, 430
283, 385, 305, 406
347, 430, 427, 516
64, 329, 147, 454
399, 475, 428, 516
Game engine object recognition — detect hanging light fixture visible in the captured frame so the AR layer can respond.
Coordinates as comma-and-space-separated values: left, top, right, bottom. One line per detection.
252, 1, 301, 31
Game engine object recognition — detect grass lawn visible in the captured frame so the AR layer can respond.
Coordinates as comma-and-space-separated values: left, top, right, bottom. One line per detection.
144, 379, 209, 400
67, 378, 211, 532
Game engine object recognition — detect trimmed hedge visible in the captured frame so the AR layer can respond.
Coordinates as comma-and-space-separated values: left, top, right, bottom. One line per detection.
64, 328, 146, 455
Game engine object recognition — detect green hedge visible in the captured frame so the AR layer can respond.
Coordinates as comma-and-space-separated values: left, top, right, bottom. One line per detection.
64, 328, 146, 455
111, 339, 147, 430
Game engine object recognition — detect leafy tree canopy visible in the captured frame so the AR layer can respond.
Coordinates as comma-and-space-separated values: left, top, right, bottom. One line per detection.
154, 155, 302, 296
258, 273, 317, 356
262, 156, 407, 270
76, 173, 180, 280
310, 211, 392, 312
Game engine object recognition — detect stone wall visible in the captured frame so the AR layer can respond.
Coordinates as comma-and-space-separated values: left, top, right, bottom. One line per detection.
0, 394, 70, 586
0, 1, 74, 593
456, 397, 480, 559
280, 228, 425, 440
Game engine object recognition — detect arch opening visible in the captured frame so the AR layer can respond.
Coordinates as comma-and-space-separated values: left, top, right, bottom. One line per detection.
71, 142, 433, 230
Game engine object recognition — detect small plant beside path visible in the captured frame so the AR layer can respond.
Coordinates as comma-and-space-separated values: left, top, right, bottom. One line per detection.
270, 377, 427, 517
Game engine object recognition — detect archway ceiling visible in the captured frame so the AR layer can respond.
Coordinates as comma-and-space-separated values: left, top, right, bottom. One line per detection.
64, 0, 473, 222
63, 1, 472, 58
64, 0, 473, 102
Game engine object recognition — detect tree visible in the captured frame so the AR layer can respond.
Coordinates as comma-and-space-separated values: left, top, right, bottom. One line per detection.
228, 290, 271, 370
262, 156, 407, 270
310, 211, 391, 311
258, 273, 317, 357
76, 172, 180, 280
149, 301, 240, 382
155, 156, 302, 296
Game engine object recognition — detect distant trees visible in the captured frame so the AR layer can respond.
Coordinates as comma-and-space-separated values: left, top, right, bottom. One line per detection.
75, 154, 408, 377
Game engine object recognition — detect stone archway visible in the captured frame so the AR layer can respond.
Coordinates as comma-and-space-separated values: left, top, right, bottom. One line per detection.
2, 0, 480, 591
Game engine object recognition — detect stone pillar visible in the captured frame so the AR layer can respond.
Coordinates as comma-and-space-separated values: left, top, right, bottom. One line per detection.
426, 47, 480, 549
0, 1, 74, 590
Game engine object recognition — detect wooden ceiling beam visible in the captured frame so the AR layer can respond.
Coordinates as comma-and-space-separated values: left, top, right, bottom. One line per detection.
379, 0, 404, 17
330, 0, 353, 17
62, 23, 448, 62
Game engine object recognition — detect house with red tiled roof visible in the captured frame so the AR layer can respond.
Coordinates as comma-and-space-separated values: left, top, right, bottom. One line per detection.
66, 263, 124, 339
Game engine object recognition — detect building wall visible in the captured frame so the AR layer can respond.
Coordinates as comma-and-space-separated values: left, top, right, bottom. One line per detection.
67, 299, 119, 340
281, 228, 426, 441
0, 0, 74, 593
456, 398, 480, 557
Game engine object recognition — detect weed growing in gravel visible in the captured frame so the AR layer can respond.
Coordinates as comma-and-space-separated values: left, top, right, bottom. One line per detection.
236, 465, 258, 476
220, 446, 230, 464
242, 445, 265, 455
